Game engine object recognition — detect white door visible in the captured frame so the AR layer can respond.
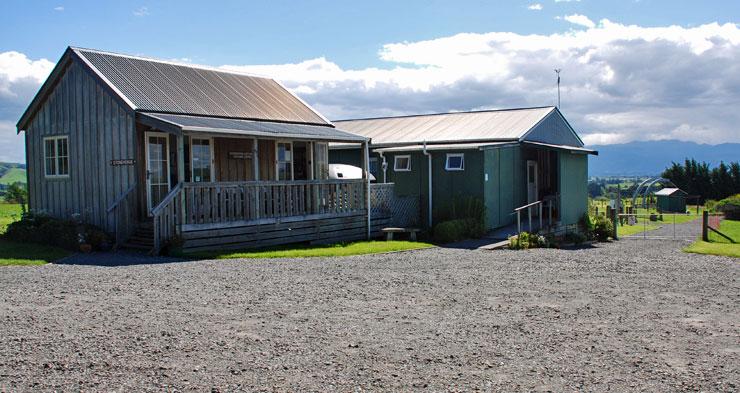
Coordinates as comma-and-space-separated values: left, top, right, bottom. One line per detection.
145, 132, 170, 213
527, 160, 538, 204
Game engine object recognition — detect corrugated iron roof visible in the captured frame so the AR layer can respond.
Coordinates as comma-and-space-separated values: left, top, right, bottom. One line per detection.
72, 47, 330, 126
140, 113, 366, 143
522, 141, 598, 155
334, 107, 555, 146
654, 188, 687, 196
374, 142, 512, 153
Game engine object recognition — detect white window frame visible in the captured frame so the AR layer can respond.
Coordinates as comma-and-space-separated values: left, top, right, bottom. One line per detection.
313, 142, 329, 180
43, 135, 70, 179
394, 155, 411, 172
189, 136, 215, 182
276, 141, 294, 181
445, 153, 465, 171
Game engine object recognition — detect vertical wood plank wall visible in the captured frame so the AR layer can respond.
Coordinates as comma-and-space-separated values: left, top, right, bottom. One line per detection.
25, 61, 136, 233
214, 137, 254, 181
258, 140, 276, 180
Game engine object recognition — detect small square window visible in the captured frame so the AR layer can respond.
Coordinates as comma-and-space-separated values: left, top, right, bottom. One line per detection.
394, 155, 411, 172
43, 135, 69, 178
445, 153, 464, 171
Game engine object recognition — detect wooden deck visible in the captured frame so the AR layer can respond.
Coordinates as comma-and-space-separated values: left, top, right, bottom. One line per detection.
150, 179, 386, 253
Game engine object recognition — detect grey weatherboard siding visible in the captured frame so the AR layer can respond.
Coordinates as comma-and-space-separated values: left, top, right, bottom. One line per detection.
25, 60, 137, 232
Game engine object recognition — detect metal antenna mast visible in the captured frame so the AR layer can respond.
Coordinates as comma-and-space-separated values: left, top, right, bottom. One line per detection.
554, 68, 562, 109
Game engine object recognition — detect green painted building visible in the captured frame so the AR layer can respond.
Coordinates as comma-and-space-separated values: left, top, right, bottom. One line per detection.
655, 188, 688, 213
330, 106, 596, 232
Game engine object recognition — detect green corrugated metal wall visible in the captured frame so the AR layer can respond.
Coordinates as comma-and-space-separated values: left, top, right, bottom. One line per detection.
483, 145, 525, 229
558, 152, 588, 225
330, 145, 589, 230
657, 195, 686, 213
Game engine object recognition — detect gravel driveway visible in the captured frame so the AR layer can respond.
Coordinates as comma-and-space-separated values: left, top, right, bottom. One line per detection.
1, 221, 738, 391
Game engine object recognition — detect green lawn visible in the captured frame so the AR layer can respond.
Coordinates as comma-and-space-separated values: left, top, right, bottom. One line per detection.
0, 239, 71, 266
617, 220, 660, 236
0, 168, 26, 185
184, 240, 435, 260
0, 203, 22, 234
685, 219, 740, 258
0, 203, 71, 266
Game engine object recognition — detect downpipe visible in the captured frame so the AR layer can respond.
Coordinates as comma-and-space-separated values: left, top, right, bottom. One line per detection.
423, 141, 432, 228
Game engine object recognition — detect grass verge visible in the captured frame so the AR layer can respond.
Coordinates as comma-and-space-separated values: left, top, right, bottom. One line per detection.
0, 239, 71, 266
0, 203, 22, 234
183, 240, 435, 260
617, 221, 660, 236
684, 219, 740, 258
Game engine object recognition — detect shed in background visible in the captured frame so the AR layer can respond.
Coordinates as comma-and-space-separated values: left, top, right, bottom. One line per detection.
655, 188, 688, 213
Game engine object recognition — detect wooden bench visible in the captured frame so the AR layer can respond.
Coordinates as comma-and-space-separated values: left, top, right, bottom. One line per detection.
381, 227, 421, 241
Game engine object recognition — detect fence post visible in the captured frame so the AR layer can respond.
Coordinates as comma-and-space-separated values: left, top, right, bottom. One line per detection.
613, 185, 620, 240
702, 210, 709, 241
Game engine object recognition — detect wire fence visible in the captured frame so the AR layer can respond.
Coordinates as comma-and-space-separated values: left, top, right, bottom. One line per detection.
616, 212, 702, 241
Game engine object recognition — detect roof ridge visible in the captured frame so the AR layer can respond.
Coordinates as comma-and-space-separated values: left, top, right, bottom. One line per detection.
333, 106, 555, 122
70, 46, 275, 80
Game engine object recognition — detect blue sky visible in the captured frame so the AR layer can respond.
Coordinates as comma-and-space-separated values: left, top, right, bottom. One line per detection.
1, 1, 740, 162
3, 1, 738, 68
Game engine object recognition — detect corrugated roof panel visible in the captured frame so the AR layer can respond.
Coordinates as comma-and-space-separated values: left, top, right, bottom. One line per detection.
73, 48, 331, 125
334, 107, 555, 145
141, 113, 366, 142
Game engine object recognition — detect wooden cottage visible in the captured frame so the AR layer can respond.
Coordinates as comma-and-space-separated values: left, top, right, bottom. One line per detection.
330, 107, 597, 234
17, 47, 372, 253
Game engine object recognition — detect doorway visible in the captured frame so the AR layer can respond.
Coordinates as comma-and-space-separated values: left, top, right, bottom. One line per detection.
293, 141, 310, 180
145, 131, 170, 213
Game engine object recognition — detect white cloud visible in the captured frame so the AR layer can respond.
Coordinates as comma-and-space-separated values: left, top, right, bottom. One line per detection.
0, 52, 54, 162
2, 19, 740, 164
223, 20, 740, 146
133, 6, 149, 17
54, 6, 64, 12
554, 0, 581, 2
528, 3, 543, 11
563, 14, 596, 29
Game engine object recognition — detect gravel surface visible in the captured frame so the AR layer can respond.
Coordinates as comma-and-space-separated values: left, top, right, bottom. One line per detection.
1, 221, 738, 391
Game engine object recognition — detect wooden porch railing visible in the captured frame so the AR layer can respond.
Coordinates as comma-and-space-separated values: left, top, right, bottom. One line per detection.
106, 184, 137, 248
182, 179, 366, 226
152, 182, 183, 254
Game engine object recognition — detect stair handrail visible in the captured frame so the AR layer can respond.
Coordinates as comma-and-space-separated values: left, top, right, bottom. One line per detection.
151, 183, 183, 254
512, 195, 558, 235
151, 182, 183, 216
107, 184, 136, 213
107, 184, 137, 248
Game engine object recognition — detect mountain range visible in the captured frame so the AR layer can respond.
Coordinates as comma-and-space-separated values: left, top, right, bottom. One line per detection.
587, 140, 739, 177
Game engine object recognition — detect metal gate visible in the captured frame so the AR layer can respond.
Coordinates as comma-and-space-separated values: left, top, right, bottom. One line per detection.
616, 212, 703, 241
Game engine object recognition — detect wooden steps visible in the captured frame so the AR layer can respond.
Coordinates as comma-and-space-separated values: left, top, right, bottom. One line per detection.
122, 221, 154, 252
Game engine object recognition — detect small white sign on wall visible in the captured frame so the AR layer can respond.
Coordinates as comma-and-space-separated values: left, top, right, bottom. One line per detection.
485, 173, 489, 181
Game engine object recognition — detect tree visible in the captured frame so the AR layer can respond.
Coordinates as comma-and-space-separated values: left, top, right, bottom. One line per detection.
4, 182, 27, 213
662, 160, 740, 203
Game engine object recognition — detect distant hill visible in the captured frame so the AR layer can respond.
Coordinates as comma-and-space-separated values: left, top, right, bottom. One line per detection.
588, 140, 740, 177
0, 163, 27, 185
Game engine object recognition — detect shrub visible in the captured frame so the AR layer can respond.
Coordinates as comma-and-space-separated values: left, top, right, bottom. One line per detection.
580, 214, 595, 239
5, 213, 110, 251
564, 232, 587, 245
509, 231, 547, 250
592, 215, 614, 242
433, 219, 468, 243
433, 196, 487, 243
715, 194, 740, 220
